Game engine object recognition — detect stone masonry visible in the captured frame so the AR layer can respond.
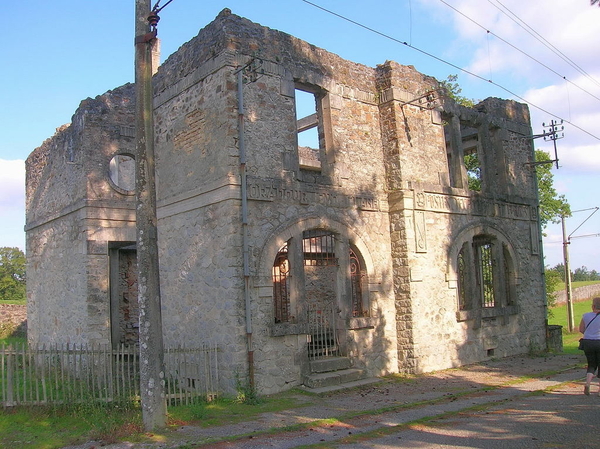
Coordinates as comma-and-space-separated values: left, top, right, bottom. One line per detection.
25, 9, 547, 395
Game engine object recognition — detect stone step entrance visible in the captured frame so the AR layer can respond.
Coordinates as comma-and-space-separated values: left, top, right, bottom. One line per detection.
302, 356, 379, 393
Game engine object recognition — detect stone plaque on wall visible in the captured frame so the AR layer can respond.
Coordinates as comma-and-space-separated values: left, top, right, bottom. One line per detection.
414, 210, 427, 253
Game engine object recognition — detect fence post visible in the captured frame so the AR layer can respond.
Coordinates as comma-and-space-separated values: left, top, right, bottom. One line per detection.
6, 345, 15, 407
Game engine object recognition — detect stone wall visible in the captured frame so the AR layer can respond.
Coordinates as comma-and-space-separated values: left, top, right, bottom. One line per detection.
554, 284, 600, 305
0, 304, 27, 337
26, 84, 137, 347
25, 9, 546, 395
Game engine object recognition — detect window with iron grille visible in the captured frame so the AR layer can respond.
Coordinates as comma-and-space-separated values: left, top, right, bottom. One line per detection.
302, 229, 337, 266
456, 235, 517, 314
476, 241, 496, 308
273, 243, 290, 323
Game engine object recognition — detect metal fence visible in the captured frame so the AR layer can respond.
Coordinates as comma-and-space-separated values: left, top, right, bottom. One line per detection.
1, 343, 219, 408
306, 303, 341, 360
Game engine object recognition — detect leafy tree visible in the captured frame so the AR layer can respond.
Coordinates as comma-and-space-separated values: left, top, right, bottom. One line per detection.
464, 152, 481, 191
592, 0, 599, 7
0, 247, 26, 303
439, 74, 475, 108
572, 266, 600, 282
549, 263, 566, 282
534, 150, 571, 230
548, 263, 600, 283
544, 267, 562, 310
440, 76, 570, 228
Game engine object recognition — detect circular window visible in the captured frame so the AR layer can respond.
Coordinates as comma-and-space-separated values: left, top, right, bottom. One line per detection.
108, 154, 135, 194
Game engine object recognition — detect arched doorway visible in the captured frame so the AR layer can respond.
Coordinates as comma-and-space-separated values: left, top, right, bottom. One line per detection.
272, 228, 368, 359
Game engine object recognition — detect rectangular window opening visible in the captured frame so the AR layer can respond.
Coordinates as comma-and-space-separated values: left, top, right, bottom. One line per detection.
462, 128, 481, 191
295, 87, 322, 171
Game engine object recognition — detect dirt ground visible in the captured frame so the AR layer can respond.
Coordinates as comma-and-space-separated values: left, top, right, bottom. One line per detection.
64, 352, 587, 449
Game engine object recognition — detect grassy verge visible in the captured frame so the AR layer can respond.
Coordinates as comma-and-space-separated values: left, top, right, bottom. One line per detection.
554, 280, 600, 292
548, 297, 592, 354
0, 389, 307, 448
0, 336, 26, 346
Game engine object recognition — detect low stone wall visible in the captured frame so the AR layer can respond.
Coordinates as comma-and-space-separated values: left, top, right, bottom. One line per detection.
0, 304, 27, 337
554, 284, 600, 305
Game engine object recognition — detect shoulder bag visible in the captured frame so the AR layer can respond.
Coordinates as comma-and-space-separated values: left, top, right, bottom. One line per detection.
579, 313, 600, 350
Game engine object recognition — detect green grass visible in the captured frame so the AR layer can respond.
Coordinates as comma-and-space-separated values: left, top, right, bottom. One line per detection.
553, 280, 600, 292
548, 297, 592, 354
0, 403, 143, 449
0, 298, 26, 305
0, 387, 307, 448
0, 335, 27, 346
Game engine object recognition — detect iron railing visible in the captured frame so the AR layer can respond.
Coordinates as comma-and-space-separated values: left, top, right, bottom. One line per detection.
306, 303, 341, 360
1, 343, 219, 408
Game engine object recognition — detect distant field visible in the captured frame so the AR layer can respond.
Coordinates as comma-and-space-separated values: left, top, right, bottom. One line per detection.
553, 280, 600, 292
549, 297, 593, 354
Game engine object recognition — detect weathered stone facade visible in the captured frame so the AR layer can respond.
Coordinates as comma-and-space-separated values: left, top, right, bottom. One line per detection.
26, 10, 547, 395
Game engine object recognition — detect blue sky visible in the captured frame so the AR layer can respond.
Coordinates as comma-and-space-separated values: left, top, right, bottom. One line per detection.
1, 0, 599, 271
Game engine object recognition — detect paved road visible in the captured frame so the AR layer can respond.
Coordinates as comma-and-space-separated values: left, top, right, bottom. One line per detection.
67, 353, 598, 449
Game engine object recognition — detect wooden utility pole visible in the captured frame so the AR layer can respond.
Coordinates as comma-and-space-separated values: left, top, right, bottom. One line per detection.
561, 216, 575, 332
135, 0, 166, 430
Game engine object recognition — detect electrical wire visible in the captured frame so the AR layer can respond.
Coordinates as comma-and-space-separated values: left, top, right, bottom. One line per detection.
487, 0, 600, 91
439, 0, 600, 103
299, 0, 600, 141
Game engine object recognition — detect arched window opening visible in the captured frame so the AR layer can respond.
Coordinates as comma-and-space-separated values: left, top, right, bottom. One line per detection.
350, 248, 368, 317
475, 240, 496, 308
273, 243, 290, 323
455, 233, 518, 321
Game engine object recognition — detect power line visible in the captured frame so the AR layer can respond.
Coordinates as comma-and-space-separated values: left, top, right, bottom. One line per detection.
439, 0, 600, 103
299, 0, 600, 141
487, 0, 600, 91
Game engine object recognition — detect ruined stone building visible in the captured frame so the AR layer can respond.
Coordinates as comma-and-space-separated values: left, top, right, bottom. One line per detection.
26, 9, 547, 395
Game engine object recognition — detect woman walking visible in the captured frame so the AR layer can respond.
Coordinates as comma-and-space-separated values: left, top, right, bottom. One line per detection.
579, 297, 600, 395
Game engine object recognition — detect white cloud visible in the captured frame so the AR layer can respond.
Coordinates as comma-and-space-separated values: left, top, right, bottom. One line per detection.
0, 159, 25, 205
0, 159, 26, 251
435, 0, 600, 89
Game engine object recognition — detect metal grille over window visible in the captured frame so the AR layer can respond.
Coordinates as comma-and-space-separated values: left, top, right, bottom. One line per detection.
273, 243, 290, 323
302, 230, 337, 266
478, 242, 496, 308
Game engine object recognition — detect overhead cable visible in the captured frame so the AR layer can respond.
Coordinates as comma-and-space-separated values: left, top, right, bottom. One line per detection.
439, 0, 600, 103
487, 0, 600, 90
299, 0, 600, 142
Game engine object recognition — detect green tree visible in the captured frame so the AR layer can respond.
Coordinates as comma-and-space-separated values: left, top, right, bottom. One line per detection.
439, 74, 475, 108
464, 152, 481, 191
0, 247, 26, 303
535, 150, 571, 230
544, 267, 562, 310
549, 263, 566, 282
440, 76, 570, 229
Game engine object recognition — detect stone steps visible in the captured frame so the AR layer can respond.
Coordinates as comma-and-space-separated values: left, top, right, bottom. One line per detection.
302, 356, 380, 393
